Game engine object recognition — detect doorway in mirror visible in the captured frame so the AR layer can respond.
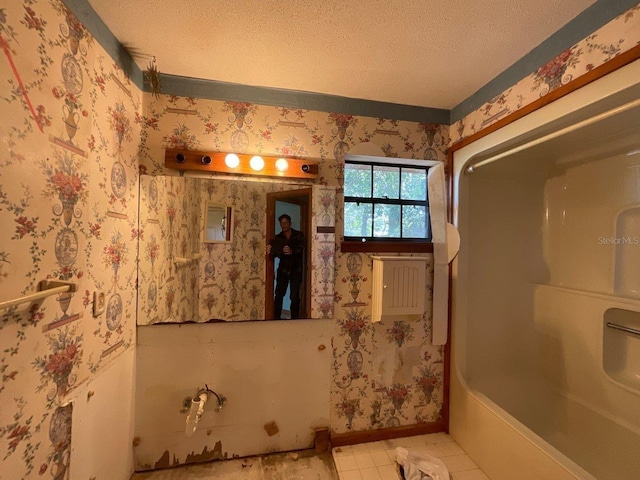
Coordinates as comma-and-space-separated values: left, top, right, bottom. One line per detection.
266, 188, 312, 320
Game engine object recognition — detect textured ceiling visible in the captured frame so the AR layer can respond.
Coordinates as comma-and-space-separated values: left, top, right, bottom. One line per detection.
86, 0, 596, 110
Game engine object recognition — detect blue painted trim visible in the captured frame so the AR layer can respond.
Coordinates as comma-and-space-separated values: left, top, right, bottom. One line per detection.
64, 0, 637, 125
59, 0, 446, 122
61, 0, 144, 89
159, 74, 449, 123
450, 0, 640, 123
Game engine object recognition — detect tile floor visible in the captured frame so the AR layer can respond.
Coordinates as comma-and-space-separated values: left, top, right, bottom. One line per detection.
129, 433, 489, 479
332, 433, 490, 480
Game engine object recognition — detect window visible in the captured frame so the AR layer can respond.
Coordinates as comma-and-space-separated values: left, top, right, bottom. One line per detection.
343, 159, 431, 242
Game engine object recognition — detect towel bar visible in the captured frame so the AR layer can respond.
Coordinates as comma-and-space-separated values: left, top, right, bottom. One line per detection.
0, 280, 77, 311
606, 322, 640, 337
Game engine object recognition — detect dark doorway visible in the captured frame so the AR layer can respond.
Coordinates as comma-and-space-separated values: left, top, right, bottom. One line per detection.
266, 188, 312, 320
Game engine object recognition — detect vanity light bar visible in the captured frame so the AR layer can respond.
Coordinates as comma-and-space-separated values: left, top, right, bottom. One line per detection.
164, 149, 319, 179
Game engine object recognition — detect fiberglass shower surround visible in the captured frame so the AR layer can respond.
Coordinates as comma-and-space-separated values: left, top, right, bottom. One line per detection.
454, 86, 640, 480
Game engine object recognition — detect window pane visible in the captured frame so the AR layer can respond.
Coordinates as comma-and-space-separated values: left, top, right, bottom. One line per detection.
402, 205, 428, 238
373, 166, 399, 199
374, 204, 401, 238
401, 168, 427, 200
344, 164, 371, 198
344, 202, 372, 237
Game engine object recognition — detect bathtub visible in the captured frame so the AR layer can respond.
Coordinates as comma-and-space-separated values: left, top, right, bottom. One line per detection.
450, 59, 640, 480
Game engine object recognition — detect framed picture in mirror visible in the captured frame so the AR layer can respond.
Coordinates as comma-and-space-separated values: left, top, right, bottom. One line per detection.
204, 203, 233, 243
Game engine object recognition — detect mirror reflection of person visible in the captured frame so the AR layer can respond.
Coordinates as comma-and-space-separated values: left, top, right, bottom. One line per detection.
267, 214, 305, 319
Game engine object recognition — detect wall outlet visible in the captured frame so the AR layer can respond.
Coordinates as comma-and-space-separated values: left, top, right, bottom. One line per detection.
93, 291, 106, 317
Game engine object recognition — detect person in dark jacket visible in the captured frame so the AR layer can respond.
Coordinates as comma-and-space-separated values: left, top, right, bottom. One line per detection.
267, 214, 305, 319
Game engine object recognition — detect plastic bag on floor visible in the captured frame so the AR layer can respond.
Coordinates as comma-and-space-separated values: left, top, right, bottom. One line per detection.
395, 447, 450, 480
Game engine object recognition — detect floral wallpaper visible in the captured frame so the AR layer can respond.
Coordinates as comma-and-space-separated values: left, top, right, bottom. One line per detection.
332, 254, 442, 432
138, 175, 200, 325
1, 0, 639, 476
452, 3, 640, 144
0, 0, 139, 477
310, 184, 337, 319
138, 97, 448, 176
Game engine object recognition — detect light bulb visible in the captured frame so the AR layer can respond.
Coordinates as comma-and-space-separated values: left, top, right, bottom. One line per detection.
275, 158, 288, 172
225, 153, 240, 168
250, 155, 265, 171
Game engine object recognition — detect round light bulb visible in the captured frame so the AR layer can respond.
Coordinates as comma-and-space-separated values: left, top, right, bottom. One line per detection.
250, 155, 265, 171
275, 158, 288, 172
225, 153, 240, 168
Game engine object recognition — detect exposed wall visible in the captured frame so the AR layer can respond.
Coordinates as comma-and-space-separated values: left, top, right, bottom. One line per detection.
0, 1, 139, 478
134, 320, 333, 470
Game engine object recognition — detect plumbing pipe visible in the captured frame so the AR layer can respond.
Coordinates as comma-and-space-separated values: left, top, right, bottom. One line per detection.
185, 392, 208, 437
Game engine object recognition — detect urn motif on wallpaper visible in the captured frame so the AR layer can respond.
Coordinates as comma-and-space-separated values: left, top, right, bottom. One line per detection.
1, 2, 139, 477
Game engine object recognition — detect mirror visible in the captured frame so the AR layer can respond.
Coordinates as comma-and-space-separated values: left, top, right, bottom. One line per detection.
204, 203, 233, 243
137, 174, 336, 325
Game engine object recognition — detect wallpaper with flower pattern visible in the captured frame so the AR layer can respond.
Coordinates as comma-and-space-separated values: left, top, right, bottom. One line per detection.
2, 0, 639, 477
138, 175, 200, 325
0, 0, 139, 477
452, 3, 640, 144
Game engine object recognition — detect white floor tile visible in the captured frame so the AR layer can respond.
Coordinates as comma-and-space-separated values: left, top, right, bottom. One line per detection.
385, 449, 397, 462
420, 432, 451, 444
332, 435, 488, 480
389, 435, 422, 448
359, 467, 383, 480
370, 450, 392, 467
354, 452, 376, 469
421, 442, 465, 458
433, 432, 455, 443
452, 469, 491, 480
379, 439, 396, 451
441, 454, 478, 472
376, 464, 400, 479
340, 469, 364, 480
351, 442, 372, 454
411, 433, 438, 446
334, 446, 354, 457
336, 454, 359, 472
365, 441, 386, 452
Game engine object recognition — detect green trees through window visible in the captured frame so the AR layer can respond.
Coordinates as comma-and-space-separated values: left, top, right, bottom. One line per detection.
344, 161, 430, 241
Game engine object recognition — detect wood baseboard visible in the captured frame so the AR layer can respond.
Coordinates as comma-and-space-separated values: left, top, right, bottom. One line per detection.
331, 421, 447, 447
